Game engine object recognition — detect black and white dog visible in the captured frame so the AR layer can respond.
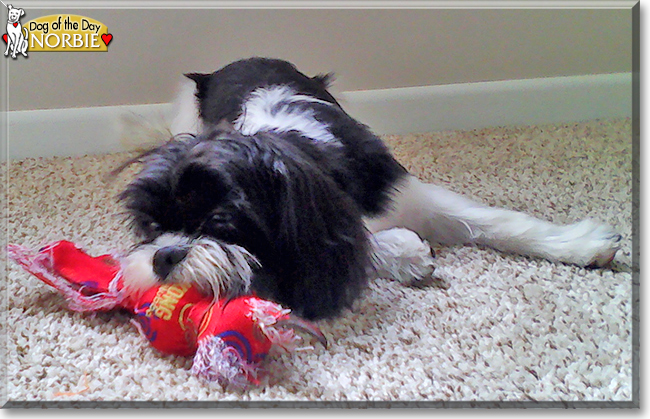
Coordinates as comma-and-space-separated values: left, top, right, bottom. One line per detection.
117, 57, 621, 320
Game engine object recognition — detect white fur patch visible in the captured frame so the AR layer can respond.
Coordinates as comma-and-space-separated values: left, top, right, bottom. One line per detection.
234, 86, 339, 144
371, 228, 436, 286
170, 76, 203, 137
120, 243, 160, 296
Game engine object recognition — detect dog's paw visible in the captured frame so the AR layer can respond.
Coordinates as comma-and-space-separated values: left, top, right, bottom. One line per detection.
585, 233, 623, 268
371, 228, 436, 286
554, 219, 622, 268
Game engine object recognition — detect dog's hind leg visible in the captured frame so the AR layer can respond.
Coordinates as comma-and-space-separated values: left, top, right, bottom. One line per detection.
365, 176, 621, 267
20, 33, 28, 57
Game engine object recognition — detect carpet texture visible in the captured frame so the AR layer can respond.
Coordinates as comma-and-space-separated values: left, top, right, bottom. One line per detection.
4, 118, 634, 405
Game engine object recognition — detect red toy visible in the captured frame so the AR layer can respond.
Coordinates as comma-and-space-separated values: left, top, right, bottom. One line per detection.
8, 240, 326, 388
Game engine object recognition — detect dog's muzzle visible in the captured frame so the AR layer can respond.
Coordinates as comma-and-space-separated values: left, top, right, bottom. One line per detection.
121, 234, 260, 300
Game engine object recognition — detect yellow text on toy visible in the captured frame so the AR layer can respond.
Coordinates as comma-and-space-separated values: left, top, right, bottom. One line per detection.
147, 283, 192, 321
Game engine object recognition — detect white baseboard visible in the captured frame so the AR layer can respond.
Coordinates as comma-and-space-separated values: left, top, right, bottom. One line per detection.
7, 103, 173, 160
340, 72, 632, 135
7, 72, 632, 160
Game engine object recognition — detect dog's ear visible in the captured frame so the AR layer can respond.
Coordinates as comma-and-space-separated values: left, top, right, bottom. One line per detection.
20, 9, 24, 17
183, 71, 245, 124
254, 143, 370, 319
184, 72, 210, 91
312, 72, 335, 89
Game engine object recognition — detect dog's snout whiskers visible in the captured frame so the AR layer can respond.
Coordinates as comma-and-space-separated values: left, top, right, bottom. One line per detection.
121, 228, 261, 308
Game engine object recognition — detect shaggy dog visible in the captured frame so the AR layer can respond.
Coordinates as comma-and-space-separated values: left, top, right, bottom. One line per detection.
116, 57, 621, 320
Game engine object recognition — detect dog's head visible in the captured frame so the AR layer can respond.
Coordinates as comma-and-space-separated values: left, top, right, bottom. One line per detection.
7, 5, 25, 24
117, 129, 369, 319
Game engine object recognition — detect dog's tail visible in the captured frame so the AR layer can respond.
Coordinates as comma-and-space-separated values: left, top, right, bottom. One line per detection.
105, 109, 176, 181
117, 73, 209, 152
117, 109, 173, 153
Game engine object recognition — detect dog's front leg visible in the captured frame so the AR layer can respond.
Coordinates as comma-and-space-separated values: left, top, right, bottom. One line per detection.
4, 32, 15, 57
366, 176, 621, 267
369, 228, 440, 287
9, 33, 19, 58
3, 36, 10, 56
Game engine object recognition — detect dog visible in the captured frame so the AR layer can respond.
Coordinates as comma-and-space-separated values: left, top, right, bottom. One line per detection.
4, 4, 28, 59
116, 57, 622, 320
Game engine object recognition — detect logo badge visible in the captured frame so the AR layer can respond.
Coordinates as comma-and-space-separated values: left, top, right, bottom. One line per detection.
3, 4, 113, 59
3, 4, 28, 59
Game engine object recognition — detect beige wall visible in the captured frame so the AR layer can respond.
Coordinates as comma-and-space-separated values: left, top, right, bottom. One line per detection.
6, 7, 632, 111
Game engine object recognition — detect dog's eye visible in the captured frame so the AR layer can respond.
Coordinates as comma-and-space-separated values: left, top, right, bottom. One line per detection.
136, 218, 162, 240
148, 221, 162, 233
210, 211, 233, 225
198, 210, 234, 236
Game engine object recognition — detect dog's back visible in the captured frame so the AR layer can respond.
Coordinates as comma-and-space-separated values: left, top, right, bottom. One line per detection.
180, 57, 408, 216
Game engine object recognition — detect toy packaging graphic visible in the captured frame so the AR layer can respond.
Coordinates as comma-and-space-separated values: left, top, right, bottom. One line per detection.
7, 240, 326, 388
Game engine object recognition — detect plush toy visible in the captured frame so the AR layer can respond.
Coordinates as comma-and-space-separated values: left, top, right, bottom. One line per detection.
7, 240, 326, 388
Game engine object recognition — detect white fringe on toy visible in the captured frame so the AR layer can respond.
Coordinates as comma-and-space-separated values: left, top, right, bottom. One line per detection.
246, 298, 303, 352
6, 243, 126, 312
191, 298, 303, 387
191, 336, 257, 389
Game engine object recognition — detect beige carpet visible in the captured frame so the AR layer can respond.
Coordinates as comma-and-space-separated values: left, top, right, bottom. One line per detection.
4, 118, 635, 406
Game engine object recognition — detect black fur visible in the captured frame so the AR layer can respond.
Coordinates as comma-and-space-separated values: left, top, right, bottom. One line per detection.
119, 57, 409, 319
120, 130, 372, 319
187, 57, 407, 215
186, 57, 340, 124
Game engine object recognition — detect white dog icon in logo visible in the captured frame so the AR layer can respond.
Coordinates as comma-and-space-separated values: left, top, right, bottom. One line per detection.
4, 4, 28, 59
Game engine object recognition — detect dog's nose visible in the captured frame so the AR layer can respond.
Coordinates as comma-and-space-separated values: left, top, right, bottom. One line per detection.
153, 246, 189, 280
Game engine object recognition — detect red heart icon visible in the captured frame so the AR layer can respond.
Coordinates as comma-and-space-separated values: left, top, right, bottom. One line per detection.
2, 34, 7, 44
13, 22, 18, 27
101, 33, 112, 46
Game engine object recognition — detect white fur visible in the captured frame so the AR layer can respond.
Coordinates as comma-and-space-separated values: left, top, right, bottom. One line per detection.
371, 228, 436, 286
170, 76, 204, 137
365, 176, 621, 267
121, 233, 259, 298
234, 86, 339, 144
